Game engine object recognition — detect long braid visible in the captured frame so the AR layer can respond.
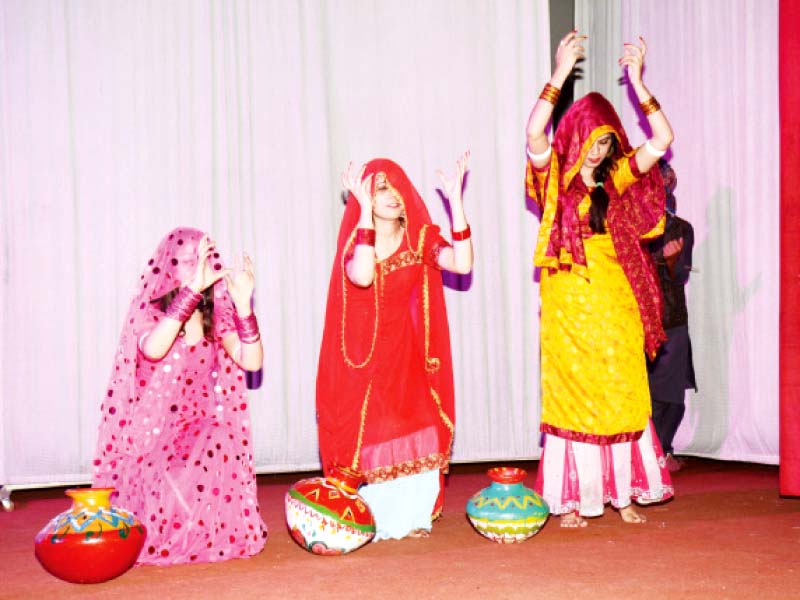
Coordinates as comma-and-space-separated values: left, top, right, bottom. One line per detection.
588, 137, 619, 234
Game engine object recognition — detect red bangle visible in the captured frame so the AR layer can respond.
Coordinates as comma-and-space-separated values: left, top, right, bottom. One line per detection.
355, 228, 376, 246
451, 225, 471, 241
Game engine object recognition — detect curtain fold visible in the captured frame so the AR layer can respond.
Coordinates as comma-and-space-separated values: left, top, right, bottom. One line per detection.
576, 0, 779, 464
2, 0, 781, 489
574, 0, 622, 112
1, 0, 551, 486
626, 1, 778, 464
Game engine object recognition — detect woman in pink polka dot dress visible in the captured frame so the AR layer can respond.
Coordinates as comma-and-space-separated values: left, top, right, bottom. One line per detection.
93, 227, 267, 565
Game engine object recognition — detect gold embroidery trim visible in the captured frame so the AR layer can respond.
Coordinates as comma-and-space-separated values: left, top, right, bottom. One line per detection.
364, 452, 450, 483
340, 229, 380, 369
380, 250, 422, 276
419, 225, 441, 373
350, 380, 372, 471
430, 386, 454, 434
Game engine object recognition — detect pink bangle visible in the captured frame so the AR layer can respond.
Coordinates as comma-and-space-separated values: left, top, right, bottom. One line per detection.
452, 225, 471, 241
235, 313, 261, 344
355, 228, 376, 246
165, 287, 202, 322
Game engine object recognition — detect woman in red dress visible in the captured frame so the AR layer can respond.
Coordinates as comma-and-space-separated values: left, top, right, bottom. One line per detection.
316, 155, 473, 540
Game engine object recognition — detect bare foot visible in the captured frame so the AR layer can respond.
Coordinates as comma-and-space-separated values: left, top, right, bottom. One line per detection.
408, 528, 430, 538
665, 454, 684, 472
619, 505, 646, 523
560, 512, 588, 528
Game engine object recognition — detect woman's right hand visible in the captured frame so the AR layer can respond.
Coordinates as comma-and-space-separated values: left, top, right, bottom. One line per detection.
187, 235, 230, 293
527, 30, 587, 161
554, 30, 587, 79
341, 162, 374, 216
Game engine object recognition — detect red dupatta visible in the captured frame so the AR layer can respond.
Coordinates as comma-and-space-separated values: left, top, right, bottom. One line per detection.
527, 92, 667, 358
316, 159, 455, 485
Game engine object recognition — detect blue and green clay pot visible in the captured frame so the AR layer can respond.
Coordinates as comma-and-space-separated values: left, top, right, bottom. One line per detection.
466, 467, 549, 543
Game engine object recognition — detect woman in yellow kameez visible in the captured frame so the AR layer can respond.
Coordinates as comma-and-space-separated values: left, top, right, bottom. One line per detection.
526, 31, 675, 527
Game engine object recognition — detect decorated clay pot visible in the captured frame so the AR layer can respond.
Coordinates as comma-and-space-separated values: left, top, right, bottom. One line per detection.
466, 467, 549, 543
34, 487, 146, 583
285, 466, 375, 555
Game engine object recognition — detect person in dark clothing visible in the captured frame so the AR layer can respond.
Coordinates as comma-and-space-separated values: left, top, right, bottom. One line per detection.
648, 159, 697, 471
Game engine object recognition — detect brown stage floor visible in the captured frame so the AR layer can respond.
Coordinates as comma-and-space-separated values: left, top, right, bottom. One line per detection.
3, 459, 799, 599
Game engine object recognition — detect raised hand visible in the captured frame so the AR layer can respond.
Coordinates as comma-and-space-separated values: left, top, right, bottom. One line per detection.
341, 162, 374, 216
619, 36, 647, 88
528, 31, 586, 157
436, 150, 470, 207
224, 252, 256, 313
434, 151, 473, 272
188, 235, 231, 293
554, 29, 587, 78
663, 237, 684, 260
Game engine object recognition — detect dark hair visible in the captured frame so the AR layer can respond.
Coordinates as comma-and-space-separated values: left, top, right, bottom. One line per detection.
154, 287, 215, 341
588, 135, 620, 234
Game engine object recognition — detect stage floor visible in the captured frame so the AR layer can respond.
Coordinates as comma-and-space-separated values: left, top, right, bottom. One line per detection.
3, 458, 798, 599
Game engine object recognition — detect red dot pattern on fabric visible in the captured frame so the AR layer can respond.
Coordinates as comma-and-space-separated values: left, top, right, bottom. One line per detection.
91, 227, 267, 566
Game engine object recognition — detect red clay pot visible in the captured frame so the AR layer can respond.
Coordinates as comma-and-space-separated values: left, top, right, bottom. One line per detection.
34, 487, 146, 583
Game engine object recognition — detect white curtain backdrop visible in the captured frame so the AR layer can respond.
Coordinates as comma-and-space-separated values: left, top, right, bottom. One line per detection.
574, 0, 779, 463
0, 0, 551, 487
574, 0, 622, 109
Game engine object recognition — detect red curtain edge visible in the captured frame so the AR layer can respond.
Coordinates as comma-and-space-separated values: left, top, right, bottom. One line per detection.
780, 0, 800, 496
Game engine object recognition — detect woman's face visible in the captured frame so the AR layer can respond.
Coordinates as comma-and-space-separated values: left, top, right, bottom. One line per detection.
172, 239, 199, 284
371, 172, 405, 221
582, 133, 614, 170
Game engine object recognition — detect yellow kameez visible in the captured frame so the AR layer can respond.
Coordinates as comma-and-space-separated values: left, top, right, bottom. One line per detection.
537, 158, 651, 438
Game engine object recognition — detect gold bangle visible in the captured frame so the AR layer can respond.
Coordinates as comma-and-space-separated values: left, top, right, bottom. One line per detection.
640, 96, 661, 116
539, 83, 561, 105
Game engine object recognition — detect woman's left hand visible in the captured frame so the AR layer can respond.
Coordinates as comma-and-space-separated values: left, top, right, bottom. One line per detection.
619, 36, 646, 88
224, 253, 256, 314
436, 150, 470, 206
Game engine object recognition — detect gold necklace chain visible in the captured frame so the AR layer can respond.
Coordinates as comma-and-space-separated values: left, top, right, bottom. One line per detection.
340, 229, 380, 369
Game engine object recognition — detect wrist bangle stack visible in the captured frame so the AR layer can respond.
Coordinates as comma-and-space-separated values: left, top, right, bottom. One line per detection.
452, 225, 472, 242
165, 287, 202, 322
640, 96, 661, 116
234, 313, 261, 344
539, 83, 561, 105
355, 228, 376, 246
